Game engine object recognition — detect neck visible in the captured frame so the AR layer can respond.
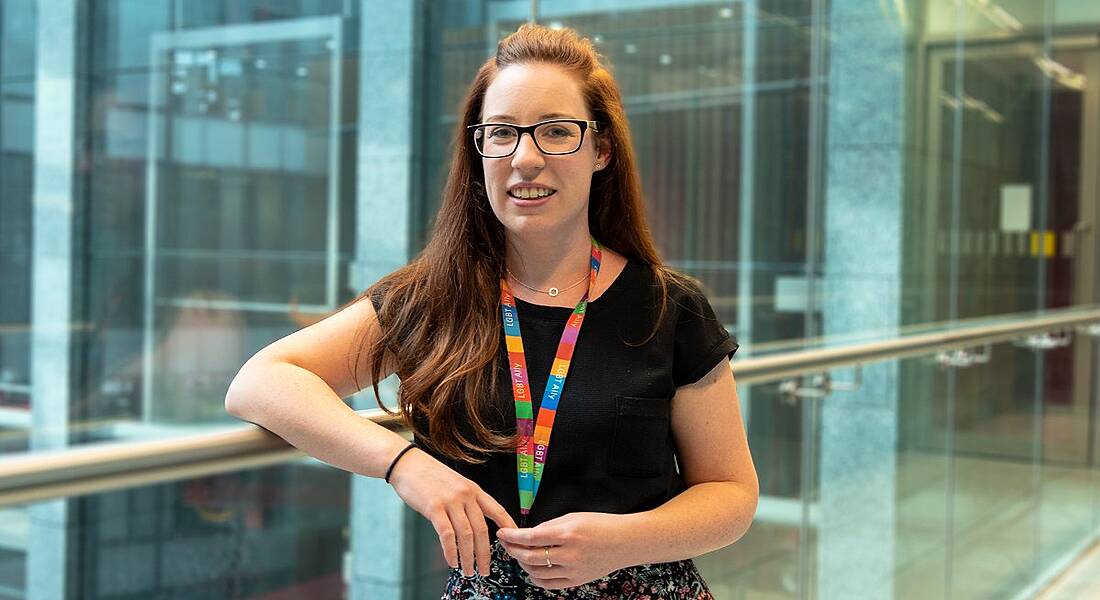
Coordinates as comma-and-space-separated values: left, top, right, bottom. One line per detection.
504, 225, 593, 289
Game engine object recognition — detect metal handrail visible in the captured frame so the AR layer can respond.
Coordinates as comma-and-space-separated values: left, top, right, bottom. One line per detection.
0, 412, 406, 507
733, 307, 1100, 384
2, 306, 1099, 507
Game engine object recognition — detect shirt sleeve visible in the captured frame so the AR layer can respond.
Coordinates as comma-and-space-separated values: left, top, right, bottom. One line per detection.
671, 280, 739, 387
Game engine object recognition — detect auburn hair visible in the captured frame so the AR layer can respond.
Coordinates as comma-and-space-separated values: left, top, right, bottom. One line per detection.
351, 23, 693, 464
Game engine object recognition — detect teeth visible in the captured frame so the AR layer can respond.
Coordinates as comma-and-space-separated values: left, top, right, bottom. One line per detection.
511, 187, 555, 199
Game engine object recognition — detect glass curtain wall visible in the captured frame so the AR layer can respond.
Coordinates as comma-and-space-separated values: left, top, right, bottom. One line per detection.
5, 0, 366, 597
896, 1, 1100, 599
0, 0, 36, 447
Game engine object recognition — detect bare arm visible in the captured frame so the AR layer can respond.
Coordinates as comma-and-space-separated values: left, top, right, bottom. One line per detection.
224, 296, 411, 478
224, 295, 517, 577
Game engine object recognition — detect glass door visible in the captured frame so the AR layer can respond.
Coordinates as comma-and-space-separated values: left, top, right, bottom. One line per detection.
919, 37, 1099, 462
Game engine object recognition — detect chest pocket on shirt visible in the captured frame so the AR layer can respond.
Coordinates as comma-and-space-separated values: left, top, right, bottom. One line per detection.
607, 395, 672, 478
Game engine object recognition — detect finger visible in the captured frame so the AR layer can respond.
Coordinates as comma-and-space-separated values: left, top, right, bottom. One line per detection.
476, 490, 517, 529
500, 540, 546, 568
504, 543, 538, 567
512, 544, 565, 568
499, 538, 542, 555
427, 509, 459, 570
463, 501, 491, 577
496, 525, 536, 546
498, 523, 558, 547
445, 503, 476, 577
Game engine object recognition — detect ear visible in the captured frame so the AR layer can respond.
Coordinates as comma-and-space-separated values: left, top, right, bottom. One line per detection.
594, 134, 612, 172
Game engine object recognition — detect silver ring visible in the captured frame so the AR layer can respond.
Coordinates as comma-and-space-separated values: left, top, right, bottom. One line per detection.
544, 546, 553, 568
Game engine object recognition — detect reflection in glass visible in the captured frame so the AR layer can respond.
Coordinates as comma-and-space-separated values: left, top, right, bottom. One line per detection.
1, 464, 351, 598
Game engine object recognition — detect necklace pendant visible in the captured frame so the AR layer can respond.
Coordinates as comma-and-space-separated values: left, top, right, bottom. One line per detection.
547, 287, 559, 297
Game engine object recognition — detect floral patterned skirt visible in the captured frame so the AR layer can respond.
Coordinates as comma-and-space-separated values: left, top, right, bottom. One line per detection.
441, 538, 714, 599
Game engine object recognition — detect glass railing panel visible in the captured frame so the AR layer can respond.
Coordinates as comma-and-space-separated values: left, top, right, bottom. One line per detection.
920, 336, 1042, 598
893, 332, 1100, 599
1037, 333, 1100, 580
949, 342, 1040, 597
895, 354, 951, 600
949, 450, 1039, 599
0, 459, 354, 599
693, 381, 813, 599
695, 518, 809, 599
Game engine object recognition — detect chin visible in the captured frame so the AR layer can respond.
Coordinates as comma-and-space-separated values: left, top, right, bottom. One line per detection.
491, 198, 588, 238
501, 214, 562, 236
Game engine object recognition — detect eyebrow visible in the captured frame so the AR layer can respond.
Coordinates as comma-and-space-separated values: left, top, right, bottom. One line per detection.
482, 112, 577, 122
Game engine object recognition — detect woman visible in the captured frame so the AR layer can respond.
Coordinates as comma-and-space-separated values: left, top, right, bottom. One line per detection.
226, 23, 757, 599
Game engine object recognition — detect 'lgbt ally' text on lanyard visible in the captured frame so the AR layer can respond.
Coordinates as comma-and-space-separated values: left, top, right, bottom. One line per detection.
500, 238, 602, 527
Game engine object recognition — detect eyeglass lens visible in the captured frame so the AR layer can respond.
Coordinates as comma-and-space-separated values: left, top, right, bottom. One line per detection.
473, 122, 583, 157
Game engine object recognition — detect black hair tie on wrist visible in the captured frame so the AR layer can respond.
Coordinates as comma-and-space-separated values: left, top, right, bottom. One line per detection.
384, 441, 417, 484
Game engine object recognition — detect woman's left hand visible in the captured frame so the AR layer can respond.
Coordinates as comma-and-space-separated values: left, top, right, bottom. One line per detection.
495, 512, 633, 590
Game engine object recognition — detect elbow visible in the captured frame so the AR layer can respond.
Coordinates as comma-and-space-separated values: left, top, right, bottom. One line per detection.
726, 479, 759, 544
224, 358, 263, 420
224, 371, 249, 420
742, 470, 761, 527
738, 460, 761, 511
744, 483, 760, 531
746, 470, 760, 512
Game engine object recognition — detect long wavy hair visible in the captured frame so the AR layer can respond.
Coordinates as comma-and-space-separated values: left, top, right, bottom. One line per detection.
352, 23, 692, 464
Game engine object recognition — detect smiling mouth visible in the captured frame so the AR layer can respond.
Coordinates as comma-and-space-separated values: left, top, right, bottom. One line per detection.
507, 189, 557, 200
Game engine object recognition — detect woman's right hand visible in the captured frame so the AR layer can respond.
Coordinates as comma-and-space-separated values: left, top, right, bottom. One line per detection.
387, 447, 517, 578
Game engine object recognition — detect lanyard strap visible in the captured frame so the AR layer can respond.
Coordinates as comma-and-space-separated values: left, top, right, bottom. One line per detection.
501, 238, 602, 524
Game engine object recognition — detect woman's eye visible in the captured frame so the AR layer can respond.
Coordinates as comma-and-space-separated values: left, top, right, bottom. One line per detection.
546, 127, 571, 137
488, 128, 516, 139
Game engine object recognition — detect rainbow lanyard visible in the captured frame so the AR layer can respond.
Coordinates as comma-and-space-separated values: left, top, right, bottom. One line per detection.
500, 238, 601, 525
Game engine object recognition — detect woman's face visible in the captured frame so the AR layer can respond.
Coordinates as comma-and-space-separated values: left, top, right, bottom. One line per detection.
478, 62, 610, 240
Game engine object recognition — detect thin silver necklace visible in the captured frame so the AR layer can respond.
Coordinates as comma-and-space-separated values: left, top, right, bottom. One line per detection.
505, 267, 588, 297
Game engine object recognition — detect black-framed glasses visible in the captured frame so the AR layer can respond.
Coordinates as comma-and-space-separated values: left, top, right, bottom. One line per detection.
467, 118, 601, 158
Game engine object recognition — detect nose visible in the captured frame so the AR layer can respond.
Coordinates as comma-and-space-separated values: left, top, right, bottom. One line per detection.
510, 132, 545, 172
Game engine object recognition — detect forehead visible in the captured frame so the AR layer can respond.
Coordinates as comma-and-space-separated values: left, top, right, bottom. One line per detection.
481, 63, 589, 121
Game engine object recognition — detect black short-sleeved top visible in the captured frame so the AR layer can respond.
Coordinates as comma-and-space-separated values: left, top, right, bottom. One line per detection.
369, 259, 738, 538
